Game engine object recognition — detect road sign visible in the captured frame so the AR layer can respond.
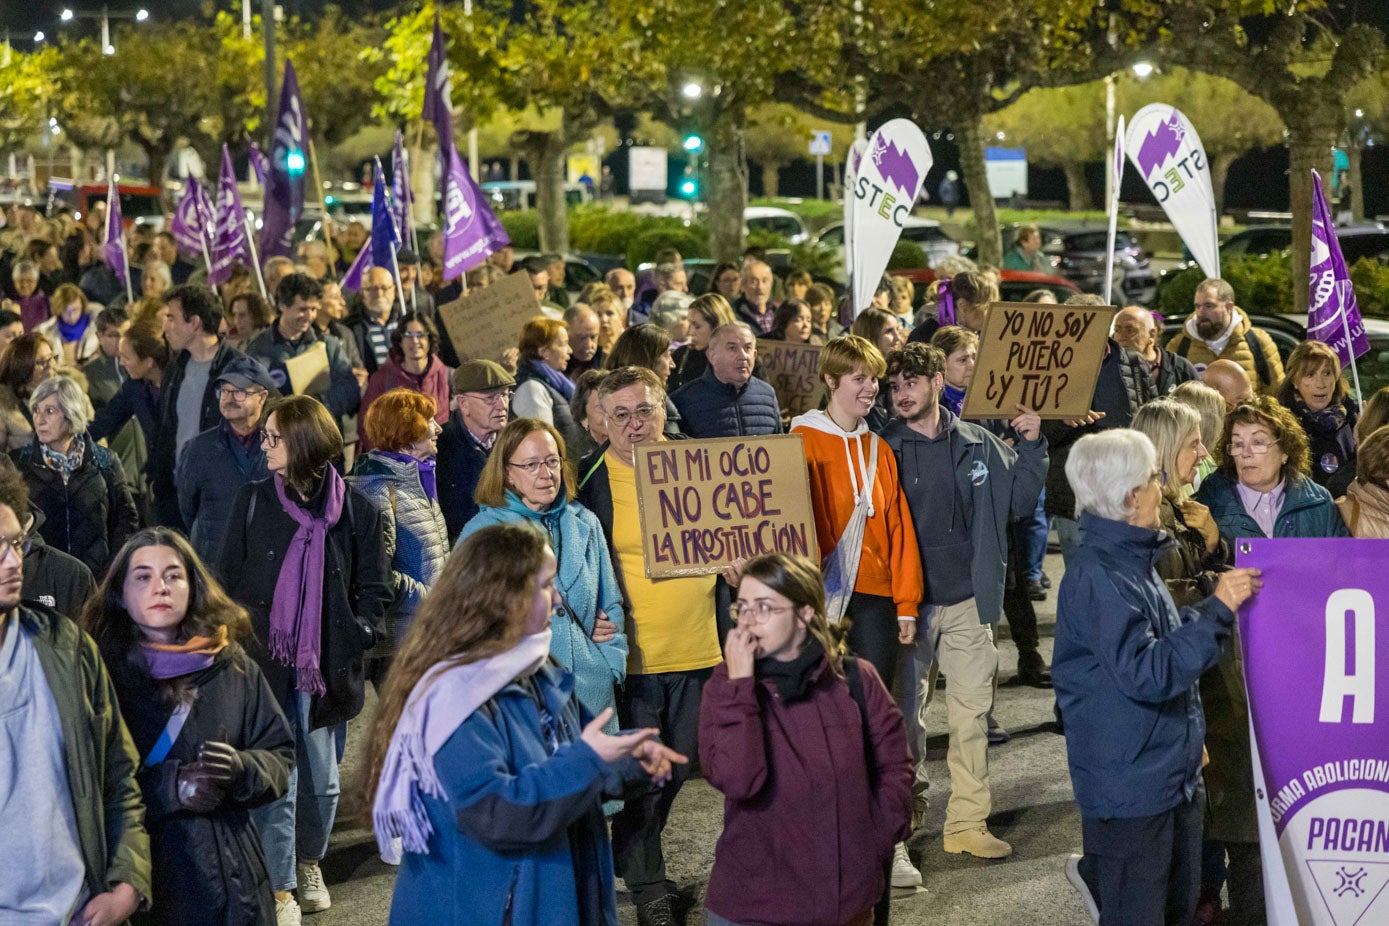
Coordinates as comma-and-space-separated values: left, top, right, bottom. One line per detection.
809, 131, 832, 157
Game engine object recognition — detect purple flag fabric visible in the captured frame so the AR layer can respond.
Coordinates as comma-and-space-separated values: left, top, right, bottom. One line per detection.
260, 61, 311, 260
248, 142, 268, 187
439, 141, 509, 280
102, 177, 130, 295
341, 161, 401, 292
1237, 538, 1389, 924
211, 145, 253, 286
422, 15, 454, 146
392, 131, 414, 251
171, 177, 213, 258
1308, 169, 1370, 368
340, 238, 372, 293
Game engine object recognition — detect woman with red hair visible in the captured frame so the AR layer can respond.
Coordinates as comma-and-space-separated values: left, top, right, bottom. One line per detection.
350, 388, 449, 683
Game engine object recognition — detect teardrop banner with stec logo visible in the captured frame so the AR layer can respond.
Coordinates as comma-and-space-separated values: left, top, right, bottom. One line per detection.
1125, 104, 1219, 280
1236, 538, 1389, 926
848, 120, 932, 315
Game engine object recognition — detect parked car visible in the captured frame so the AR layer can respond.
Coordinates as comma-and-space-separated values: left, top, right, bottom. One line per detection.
482, 180, 592, 212
816, 217, 961, 279
513, 251, 602, 295
745, 206, 810, 245
889, 268, 1080, 307
1025, 224, 1157, 305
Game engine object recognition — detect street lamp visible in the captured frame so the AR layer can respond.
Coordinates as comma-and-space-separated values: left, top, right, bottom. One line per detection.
34, 31, 45, 42
59, 6, 152, 57
682, 81, 703, 100
1105, 63, 1157, 207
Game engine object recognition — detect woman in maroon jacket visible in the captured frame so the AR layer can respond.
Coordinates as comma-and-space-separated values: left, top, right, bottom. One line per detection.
700, 552, 914, 926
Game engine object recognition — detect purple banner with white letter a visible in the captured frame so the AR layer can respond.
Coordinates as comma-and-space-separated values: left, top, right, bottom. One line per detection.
1236, 538, 1389, 926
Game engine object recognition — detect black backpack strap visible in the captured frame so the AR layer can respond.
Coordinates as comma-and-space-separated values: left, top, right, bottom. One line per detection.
843, 657, 878, 785
1173, 333, 1193, 360
1244, 329, 1270, 388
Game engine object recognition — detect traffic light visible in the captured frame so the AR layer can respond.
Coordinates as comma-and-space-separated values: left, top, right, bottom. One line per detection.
286, 148, 306, 176
682, 133, 704, 154
679, 176, 700, 199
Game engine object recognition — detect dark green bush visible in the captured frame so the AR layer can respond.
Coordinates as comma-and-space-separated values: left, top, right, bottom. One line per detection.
887, 239, 929, 271
1158, 255, 1293, 318
626, 228, 710, 269
1351, 258, 1389, 319
498, 210, 540, 250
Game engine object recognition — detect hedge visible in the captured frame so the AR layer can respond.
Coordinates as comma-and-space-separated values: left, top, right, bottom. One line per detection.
1159, 255, 1389, 322
887, 240, 929, 271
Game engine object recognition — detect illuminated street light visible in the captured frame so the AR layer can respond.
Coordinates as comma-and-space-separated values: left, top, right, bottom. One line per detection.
1131, 62, 1155, 79
682, 82, 703, 100
135, 9, 149, 22
34, 31, 45, 42
61, 10, 75, 22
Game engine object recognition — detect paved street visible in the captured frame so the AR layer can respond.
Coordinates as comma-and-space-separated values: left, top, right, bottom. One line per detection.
318, 549, 1093, 925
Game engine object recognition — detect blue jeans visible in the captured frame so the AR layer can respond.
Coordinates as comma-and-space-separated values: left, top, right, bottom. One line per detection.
250, 689, 343, 892
1009, 488, 1048, 584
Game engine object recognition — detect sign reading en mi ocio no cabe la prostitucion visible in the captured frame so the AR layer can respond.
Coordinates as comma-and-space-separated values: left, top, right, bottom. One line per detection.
633, 435, 819, 578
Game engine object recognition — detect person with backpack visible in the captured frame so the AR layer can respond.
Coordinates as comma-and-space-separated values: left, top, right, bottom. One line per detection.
700, 552, 913, 926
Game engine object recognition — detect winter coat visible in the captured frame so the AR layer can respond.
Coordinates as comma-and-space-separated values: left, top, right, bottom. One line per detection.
341, 306, 401, 376
22, 507, 96, 620
387, 661, 645, 926
460, 490, 627, 728
1285, 395, 1358, 491
36, 310, 103, 367
349, 451, 449, 651
512, 361, 584, 451
150, 343, 245, 530
1192, 469, 1348, 842
668, 344, 709, 392
0, 383, 33, 453
1164, 308, 1285, 391
359, 356, 452, 453
699, 658, 912, 926
19, 604, 152, 909
213, 475, 391, 731
83, 354, 149, 506
1337, 480, 1389, 538
1154, 348, 1199, 397
1042, 339, 1156, 520
246, 324, 361, 419
881, 410, 1047, 625
103, 645, 293, 926
671, 365, 783, 438
1153, 496, 1228, 610
1053, 512, 1235, 820
176, 420, 270, 565
436, 411, 492, 543
12, 432, 140, 577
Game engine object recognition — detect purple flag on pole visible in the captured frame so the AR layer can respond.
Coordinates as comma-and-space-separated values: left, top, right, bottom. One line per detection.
102, 177, 129, 294
1237, 538, 1389, 924
171, 177, 213, 258
211, 145, 252, 285
439, 141, 509, 280
341, 161, 401, 292
392, 131, 414, 250
260, 61, 311, 260
1308, 170, 1370, 368
422, 14, 454, 146
247, 142, 268, 187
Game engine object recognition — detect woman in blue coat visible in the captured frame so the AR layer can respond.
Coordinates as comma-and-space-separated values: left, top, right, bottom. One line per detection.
361, 522, 683, 926
460, 418, 627, 733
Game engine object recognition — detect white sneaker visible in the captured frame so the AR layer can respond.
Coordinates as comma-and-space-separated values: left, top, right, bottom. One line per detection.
1066, 853, 1099, 923
296, 861, 331, 913
275, 895, 303, 926
891, 842, 923, 888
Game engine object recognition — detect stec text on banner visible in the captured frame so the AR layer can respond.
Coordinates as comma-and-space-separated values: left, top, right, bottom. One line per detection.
848, 121, 931, 315
1308, 170, 1370, 369
1236, 538, 1389, 926
634, 435, 819, 578
1125, 104, 1219, 279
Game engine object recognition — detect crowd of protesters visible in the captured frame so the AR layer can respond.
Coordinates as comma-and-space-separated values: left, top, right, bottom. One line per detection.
0, 193, 1378, 926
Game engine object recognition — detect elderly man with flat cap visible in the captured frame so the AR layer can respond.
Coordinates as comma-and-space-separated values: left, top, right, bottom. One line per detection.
437, 360, 515, 541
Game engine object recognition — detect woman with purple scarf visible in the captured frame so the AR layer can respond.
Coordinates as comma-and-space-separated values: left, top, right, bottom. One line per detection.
512, 317, 584, 451
215, 395, 390, 926
360, 522, 685, 926
350, 388, 449, 685
85, 528, 294, 926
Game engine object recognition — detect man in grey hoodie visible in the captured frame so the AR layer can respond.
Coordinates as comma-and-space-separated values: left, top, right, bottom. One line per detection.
881, 342, 1047, 865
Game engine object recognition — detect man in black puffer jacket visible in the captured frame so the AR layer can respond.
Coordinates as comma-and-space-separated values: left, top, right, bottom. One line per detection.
671, 323, 783, 438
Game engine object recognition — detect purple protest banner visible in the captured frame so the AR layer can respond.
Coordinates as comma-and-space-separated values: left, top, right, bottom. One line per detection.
247, 142, 268, 187
260, 61, 310, 260
171, 177, 208, 257
422, 14, 454, 146
391, 131, 416, 253
102, 176, 131, 301
211, 145, 253, 286
1237, 537, 1389, 926
1309, 170, 1370, 376
341, 160, 403, 295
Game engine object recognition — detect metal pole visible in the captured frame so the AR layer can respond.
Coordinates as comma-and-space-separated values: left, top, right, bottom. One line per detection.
816, 154, 824, 201
242, 0, 252, 41
262, 0, 276, 149
464, 0, 479, 181
1104, 75, 1115, 216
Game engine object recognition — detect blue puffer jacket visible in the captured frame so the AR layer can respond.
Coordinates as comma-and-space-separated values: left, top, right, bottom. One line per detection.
459, 490, 628, 732
1195, 470, 1350, 545
1053, 512, 1235, 819
670, 365, 783, 438
388, 661, 643, 926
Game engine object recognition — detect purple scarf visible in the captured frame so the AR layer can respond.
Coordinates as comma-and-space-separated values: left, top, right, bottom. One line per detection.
527, 359, 575, 401
936, 277, 957, 326
56, 312, 91, 344
269, 469, 346, 696
380, 450, 438, 502
138, 626, 229, 679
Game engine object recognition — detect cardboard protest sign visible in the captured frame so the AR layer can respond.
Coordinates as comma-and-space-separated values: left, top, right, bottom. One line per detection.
633, 435, 818, 578
436, 269, 537, 365
284, 341, 330, 397
962, 301, 1115, 420
757, 340, 824, 419
1236, 538, 1389, 926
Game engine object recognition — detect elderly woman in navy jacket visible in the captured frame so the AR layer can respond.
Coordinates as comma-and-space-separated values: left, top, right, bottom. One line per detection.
1053, 429, 1260, 926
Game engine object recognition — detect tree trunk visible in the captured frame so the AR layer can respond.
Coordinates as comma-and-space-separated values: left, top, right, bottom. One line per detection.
954, 116, 1000, 267
1286, 124, 1337, 314
516, 130, 569, 254
707, 114, 749, 263
509, 156, 520, 182
762, 161, 784, 199
1210, 152, 1237, 220
1348, 144, 1366, 223
142, 143, 172, 193
1062, 161, 1093, 211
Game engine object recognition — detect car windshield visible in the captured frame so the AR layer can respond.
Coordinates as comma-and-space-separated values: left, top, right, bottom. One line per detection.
748, 216, 802, 238
1063, 232, 1131, 251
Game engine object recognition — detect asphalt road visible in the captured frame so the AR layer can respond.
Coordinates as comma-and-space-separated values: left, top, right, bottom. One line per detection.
315, 549, 1094, 925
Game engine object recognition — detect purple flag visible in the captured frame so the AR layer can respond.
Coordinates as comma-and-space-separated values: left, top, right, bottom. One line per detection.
102, 177, 130, 297
1237, 538, 1389, 924
342, 160, 402, 292
392, 131, 414, 251
422, 14, 454, 146
211, 145, 253, 286
260, 61, 311, 260
247, 142, 268, 186
1308, 169, 1370, 369
171, 177, 213, 259
439, 141, 509, 280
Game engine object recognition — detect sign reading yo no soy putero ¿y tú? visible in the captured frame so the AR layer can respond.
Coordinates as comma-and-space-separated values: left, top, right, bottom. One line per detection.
633, 435, 819, 578
962, 301, 1116, 420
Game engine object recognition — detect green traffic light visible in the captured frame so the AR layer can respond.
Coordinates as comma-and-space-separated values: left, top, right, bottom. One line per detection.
679, 179, 698, 197
682, 134, 703, 153
287, 150, 306, 173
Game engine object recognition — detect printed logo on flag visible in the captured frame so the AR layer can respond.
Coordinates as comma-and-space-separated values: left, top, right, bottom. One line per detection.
1306, 857, 1389, 925
847, 119, 931, 314
1125, 105, 1219, 279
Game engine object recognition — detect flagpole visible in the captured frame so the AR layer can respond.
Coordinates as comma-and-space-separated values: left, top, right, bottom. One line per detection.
308, 139, 338, 281
243, 214, 268, 300
388, 247, 407, 315
198, 231, 214, 283
1339, 299, 1364, 401
122, 241, 133, 303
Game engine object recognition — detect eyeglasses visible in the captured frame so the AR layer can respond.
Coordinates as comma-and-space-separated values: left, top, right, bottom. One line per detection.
733, 601, 793, 623
261, 430, 282, 449
0, 531, 31, 562
219, 385, 266, 401
466, 389, 513, 406
401, 331, 429, 340
34, 356, 56, 371
606, 404, 658, 428
508, 455, 564, 475
1228, 438, 1276, 456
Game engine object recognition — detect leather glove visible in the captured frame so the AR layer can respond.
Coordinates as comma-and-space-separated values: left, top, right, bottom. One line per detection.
198, 741, 246, 787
